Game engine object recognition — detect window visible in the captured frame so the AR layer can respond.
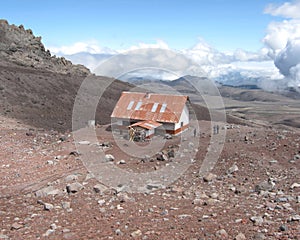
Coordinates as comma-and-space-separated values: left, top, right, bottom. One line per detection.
135, 101, 143, 110
160, 103, 167, 112
151, 103, 159, 112
127, 101, 134, 110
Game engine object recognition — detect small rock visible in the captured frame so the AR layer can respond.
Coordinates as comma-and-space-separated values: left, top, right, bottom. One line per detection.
293, 154, 300, 160
43, 229, 55, 237
11, 222, 23, 230
50, 223, 57, 230
210, 192, 219, 199
279, 225, 288, 231
35, 186, 56, 197
93, 183, 107, 194
61, 201, 71, 210
215, 229, 228, 238
156, 152, 168, 161
100, 142, 111, 147
78, 140, 90, 145
178, 214, 192, 219
192, 198, 203, 205
269, 159, 278, 164
116, 204, 123, 210
203, 173, 217, 182
47, 160, 54, 165
275, 197, 288, 202
250, 216, 264, 226
235, 233, 246, 240
289, 214, 300, 222
146, 182, 165, 190
99, 207, 106, 213
44, 203, 54, 211
170, 186, 183, 193
227, 164, 239, 174
118, 159, 126, 164
204, 198, 216, 205
253, 233, 266, 240
59, 135, 67, 141
64, 174, 79, 182
131, 229, 142, 238
142, 155, 151, 162
167, 149, 175, 158
164, 134, 172, 139
117, 192, 135, 203
66, 182, 84, 193
290, 182, 300, 189
277, 134, 285, 140
105, 154, 115, 162
69, 151, 79, 156
255, 179, 275, 193
48, 188, 61, 196
97, 199, 106, 206
115, 229, 123, 236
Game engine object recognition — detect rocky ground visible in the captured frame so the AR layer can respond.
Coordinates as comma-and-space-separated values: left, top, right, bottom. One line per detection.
0, 115, 299, 240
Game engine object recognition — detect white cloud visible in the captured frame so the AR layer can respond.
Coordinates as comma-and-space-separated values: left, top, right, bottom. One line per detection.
274, 39, 300, 90
263, 19, 300, 57
182, 39, 225, 65
48, 39, 169, 56
275, 39, 300, 76
119, 69, 179, 81
182, 39, 269, 66
49, 40, 116, 55
264, 0, 300, 18
121, 39, 170, 52
263, 1, 300, 91
61, 52, 114, 72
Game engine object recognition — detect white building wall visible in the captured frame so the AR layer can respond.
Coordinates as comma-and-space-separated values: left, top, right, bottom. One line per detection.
147, 128, 155, 137
175, 105, 189, 130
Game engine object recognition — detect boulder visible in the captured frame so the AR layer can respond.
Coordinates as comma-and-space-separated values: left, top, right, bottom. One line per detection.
105, 154, 115, 162
66, 182, 84, 193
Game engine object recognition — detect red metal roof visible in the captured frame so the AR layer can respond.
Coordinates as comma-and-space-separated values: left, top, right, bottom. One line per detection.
111, 92, 188, 123
129, 120, 162, 130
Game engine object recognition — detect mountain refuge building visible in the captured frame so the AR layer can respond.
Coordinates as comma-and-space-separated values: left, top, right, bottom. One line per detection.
111, 92, 190, 139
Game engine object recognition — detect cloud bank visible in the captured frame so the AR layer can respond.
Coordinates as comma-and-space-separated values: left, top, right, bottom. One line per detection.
49, 39, 276, 87
50, 40, 116, 55
48, 1, 300, 92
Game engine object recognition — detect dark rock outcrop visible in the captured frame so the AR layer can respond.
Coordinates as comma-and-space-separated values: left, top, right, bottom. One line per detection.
0, 19, 90, 76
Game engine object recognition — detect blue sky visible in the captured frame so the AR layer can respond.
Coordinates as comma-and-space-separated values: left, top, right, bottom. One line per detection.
0, 0, 287, 51
2, 0, 300, 91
